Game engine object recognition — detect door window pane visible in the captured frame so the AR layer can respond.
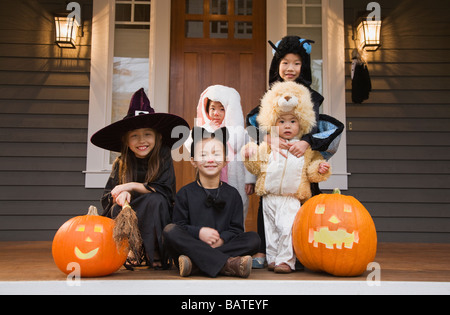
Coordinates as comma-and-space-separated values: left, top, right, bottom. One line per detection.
235, 21, 252, 39
210, 0, 228, 15
186, 20, 204, 38
210, 21, 228, 38
186, 0, 203, 14
235, 0, 252, 16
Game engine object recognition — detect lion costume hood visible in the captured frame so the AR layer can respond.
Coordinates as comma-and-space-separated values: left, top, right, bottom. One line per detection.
257, 81, 317, 138
242, 81, 331, 203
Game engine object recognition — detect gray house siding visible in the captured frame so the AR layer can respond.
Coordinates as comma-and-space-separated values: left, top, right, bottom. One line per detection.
0, 0, 449, 243
344, 0, 450, 242
0, 0, 102, 240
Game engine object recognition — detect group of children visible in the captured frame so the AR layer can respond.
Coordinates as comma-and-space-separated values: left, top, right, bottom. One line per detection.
90, 36, 344, 278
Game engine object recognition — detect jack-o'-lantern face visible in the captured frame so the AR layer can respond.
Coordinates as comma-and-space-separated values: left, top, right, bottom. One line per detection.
73, 223, 104, 260
52, 206, 128, 278
308, 203, 359, 250
292, 189, 377, 277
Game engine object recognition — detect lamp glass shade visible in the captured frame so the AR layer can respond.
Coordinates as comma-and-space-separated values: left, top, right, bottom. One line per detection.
55, 15, 80, 48
356, 19, 381, 51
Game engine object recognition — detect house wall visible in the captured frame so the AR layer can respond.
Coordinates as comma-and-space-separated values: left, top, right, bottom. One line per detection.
0, 0, 449, 243
0, 0, 102, 240
344, 0, 450, 242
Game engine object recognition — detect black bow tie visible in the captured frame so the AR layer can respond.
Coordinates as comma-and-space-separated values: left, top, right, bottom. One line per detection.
205, 195, 226, 212
198, 180, 226, 212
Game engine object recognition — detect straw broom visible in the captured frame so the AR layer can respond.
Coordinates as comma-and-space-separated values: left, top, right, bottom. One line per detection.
113, 201, 143, 263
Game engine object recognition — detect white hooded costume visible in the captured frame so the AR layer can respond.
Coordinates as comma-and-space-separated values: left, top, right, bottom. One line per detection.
184, 85, 256, 222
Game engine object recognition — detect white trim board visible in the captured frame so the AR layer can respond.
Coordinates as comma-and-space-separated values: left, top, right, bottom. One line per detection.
1, 280, 449, 295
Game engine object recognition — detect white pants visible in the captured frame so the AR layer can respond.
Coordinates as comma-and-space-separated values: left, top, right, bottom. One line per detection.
262, 195, 301, 270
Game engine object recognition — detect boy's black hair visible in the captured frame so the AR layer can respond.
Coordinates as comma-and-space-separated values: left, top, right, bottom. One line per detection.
190, 127, 229, 158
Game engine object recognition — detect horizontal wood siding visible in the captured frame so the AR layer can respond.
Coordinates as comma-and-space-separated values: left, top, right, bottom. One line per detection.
344, 0, 450, 242
1, 0, 449, 243
0, 0, 102, 241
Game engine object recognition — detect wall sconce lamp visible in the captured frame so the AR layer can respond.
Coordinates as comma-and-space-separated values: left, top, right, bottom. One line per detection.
355, 18, 382, 51
353, 3, 382, 51
54, 3, 82, 49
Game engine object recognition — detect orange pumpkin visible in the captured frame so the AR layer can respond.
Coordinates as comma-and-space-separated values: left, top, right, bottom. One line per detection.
292, 189, 377, 276
52, 206, 128, 277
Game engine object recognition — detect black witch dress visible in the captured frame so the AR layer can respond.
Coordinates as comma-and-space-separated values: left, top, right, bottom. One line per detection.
100, 145, 176, 269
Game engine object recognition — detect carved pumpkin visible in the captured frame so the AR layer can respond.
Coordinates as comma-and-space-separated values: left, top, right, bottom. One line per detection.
52, 206, 128, 277
292, 189, 377, 276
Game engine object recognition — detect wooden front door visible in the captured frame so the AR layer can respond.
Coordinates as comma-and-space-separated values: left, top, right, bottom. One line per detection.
169, 0, 267, 231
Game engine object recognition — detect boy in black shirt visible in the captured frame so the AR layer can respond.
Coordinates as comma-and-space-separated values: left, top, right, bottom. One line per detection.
163, 127, 260, 278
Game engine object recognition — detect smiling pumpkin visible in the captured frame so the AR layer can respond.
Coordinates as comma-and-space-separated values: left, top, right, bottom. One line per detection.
52, 206, 128, 277
72, 223, 103, 260
292, 189, 377, 276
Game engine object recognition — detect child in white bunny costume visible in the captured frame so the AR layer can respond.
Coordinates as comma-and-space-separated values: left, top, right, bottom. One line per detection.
185, 85, 256, 222
242, 81, 331, 273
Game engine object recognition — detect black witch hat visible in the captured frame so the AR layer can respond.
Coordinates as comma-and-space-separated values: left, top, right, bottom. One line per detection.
91, 88, 189, 152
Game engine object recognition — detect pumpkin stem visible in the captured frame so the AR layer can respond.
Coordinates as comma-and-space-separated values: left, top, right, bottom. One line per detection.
87, 205, 99, 216
333, 188, 341, 195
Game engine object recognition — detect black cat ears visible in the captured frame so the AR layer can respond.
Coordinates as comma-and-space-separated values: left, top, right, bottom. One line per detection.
268, 37, 315, 56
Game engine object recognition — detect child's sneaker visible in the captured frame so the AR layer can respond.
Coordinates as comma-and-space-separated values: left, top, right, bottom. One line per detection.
252, 256, 267, 269
220, 256, 252, 278
274, 263, 293, 274
178, 255, 193, 277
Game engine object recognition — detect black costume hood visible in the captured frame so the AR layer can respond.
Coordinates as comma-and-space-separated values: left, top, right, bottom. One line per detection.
267, 36, 324, 107
269, 36, 314, 87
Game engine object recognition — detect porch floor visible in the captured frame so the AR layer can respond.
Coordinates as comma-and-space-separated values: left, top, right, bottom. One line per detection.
1, 242, 450, 295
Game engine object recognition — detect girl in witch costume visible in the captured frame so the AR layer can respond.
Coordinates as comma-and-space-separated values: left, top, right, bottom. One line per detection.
163, 127, 260, 278
90, 88, 189, 269
246, 36, 344, 269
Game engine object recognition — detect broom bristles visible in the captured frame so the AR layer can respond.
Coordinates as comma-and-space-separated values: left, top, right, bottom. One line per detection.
113, 203, 142, 259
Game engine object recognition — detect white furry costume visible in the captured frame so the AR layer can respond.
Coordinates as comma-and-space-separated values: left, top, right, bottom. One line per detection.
185, 85, 256, 222
242, 81, 331, 270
